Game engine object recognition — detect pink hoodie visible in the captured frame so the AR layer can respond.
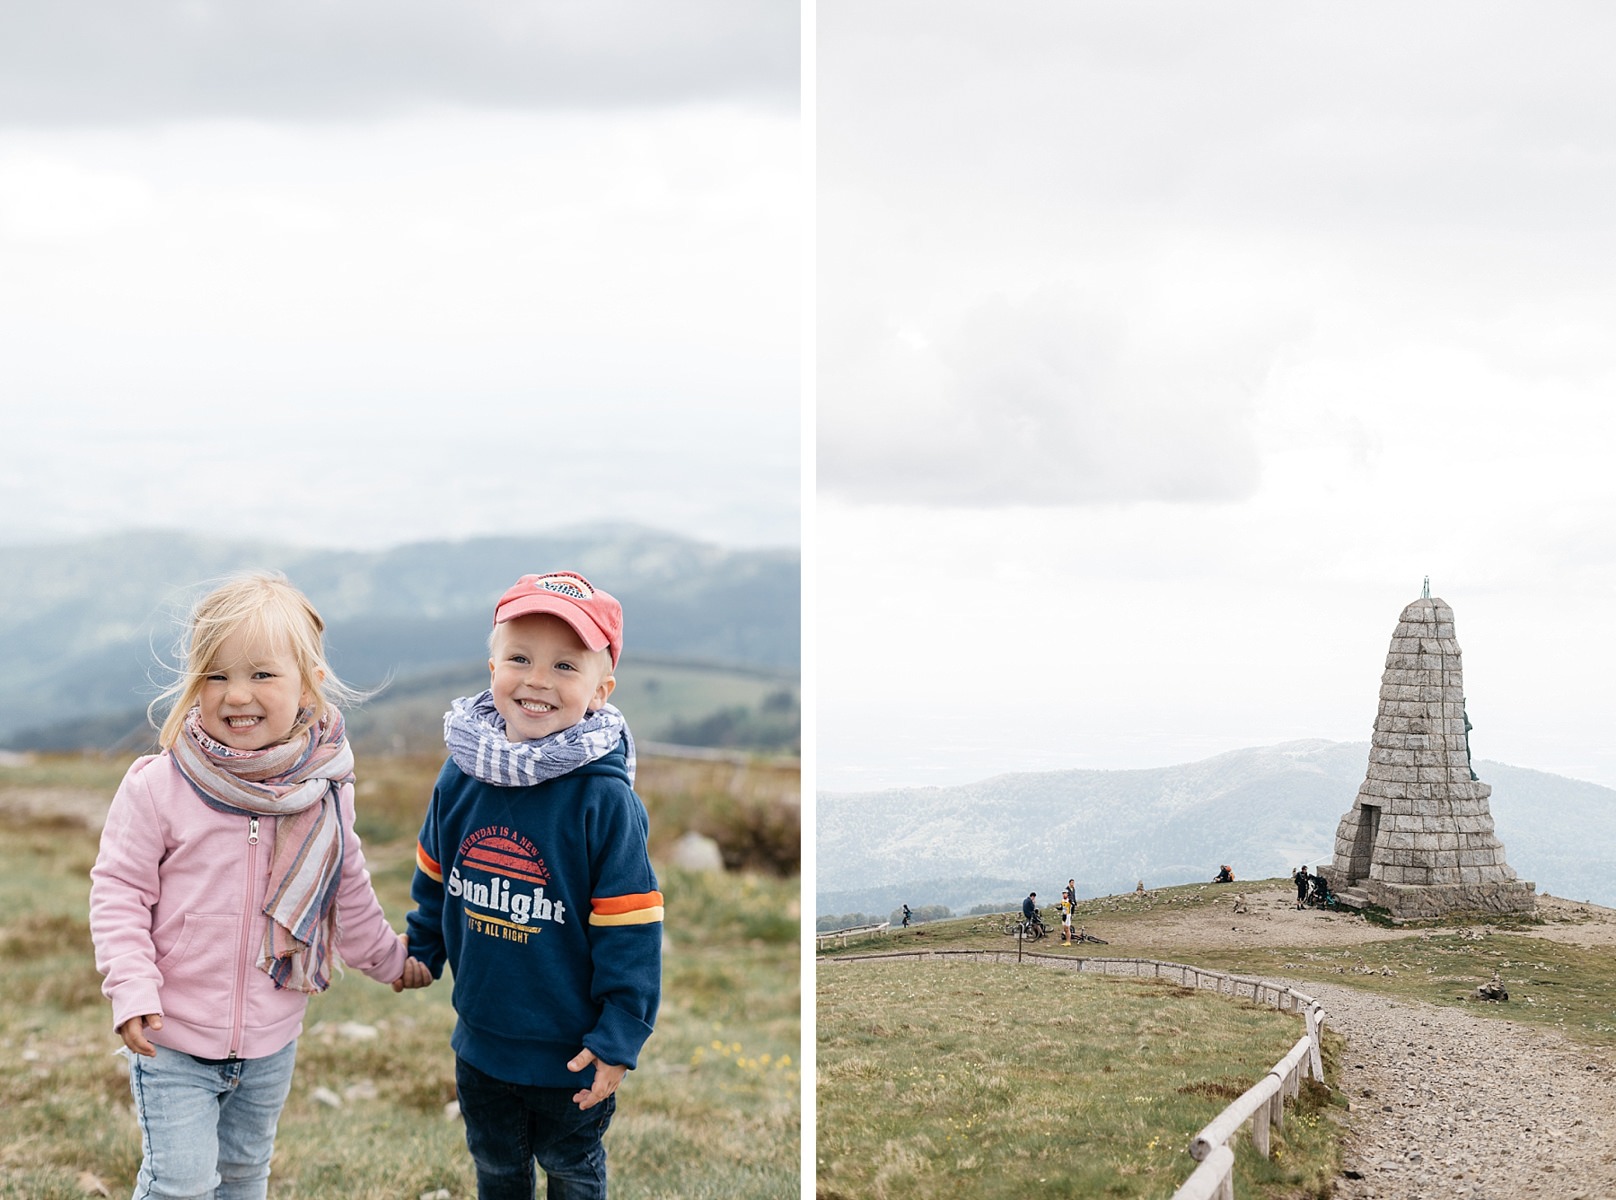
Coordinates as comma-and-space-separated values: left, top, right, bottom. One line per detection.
90, 752, 409, 1060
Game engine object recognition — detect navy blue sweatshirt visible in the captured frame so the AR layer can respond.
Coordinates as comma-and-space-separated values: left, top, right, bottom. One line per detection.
406, 743, 662, 1087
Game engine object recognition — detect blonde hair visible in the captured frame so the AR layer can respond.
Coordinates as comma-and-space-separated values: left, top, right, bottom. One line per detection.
152, 571, 365, 748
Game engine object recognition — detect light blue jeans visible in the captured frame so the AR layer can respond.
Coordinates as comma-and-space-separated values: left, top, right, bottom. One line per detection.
126, 1041, 298, 1200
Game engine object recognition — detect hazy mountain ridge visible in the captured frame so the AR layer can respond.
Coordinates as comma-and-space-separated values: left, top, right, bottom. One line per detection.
0, 526, 799, 750
817, 740, 1616, 912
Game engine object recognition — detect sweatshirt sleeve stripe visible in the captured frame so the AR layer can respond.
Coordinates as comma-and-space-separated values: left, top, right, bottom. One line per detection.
416, 844, 443, 883
590, 890, 664, 926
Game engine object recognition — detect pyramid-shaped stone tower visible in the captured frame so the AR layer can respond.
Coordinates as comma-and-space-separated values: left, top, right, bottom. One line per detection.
1328, 595, 1534, 920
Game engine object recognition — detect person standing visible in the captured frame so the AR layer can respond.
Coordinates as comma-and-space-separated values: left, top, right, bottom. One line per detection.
406, 571, 661, 1199
90, 572, 429, 1200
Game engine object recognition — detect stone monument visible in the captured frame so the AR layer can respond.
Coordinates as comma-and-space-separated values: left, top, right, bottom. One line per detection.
1327, 593, 1534, 920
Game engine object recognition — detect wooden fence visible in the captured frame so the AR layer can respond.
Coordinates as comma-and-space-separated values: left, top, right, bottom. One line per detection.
814, 920, 890, 950
822, 949, 1327, 1199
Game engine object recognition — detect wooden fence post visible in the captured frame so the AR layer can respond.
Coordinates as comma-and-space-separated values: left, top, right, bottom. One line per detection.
1306, 1004, 1324, 1080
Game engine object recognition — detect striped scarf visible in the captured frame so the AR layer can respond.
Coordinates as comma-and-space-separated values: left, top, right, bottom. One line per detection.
171, 707, 351, 993
443, 690, 635, 787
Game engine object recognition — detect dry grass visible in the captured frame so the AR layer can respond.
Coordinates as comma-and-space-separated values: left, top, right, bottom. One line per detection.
0, 751, 801, 1199
817, 957, 1342, 1200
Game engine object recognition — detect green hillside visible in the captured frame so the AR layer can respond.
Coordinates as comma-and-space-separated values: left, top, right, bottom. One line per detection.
0, 526, 799, 754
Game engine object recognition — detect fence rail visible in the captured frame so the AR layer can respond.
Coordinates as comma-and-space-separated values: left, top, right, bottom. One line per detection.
822, 949, 1326, 1199
814, 921, 890, 950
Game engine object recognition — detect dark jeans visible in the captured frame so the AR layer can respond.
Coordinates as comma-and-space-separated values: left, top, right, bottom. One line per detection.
455, 1056, 616, 1200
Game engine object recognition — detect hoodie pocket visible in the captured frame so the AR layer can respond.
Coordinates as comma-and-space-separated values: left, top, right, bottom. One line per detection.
153, 913, 240, 998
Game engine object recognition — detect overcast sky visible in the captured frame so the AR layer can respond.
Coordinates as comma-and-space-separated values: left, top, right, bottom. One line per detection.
817, 2, 1616, 794
0, 1, 799, 551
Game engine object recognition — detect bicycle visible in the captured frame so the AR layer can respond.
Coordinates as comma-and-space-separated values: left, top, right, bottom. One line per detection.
1304, 875, 1340, 911
1071, 926, 1108, 946
1001, 915, 1047, 941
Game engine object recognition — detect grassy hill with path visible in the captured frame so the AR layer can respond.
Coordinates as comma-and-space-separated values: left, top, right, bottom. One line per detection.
818, 880, 1616, 1198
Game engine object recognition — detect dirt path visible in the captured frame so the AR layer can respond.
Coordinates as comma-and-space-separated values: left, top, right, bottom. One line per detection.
1102, 884, 1616, 1196
1312, 980, 1616, 1198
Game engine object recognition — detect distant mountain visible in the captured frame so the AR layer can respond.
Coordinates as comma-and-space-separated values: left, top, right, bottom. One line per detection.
0, 525, 798, 752
816, 740, 1616, 913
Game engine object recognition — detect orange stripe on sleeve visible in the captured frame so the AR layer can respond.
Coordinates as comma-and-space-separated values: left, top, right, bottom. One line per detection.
589, 891, 664, 926
416, 844, 442, 883
592, 891, 663, 915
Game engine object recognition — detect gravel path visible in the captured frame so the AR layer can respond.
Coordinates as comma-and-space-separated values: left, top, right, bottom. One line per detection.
1312, 981, 1616, 1198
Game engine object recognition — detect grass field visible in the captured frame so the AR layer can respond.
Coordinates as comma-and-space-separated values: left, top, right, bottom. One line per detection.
0, 752, 801, 1200
817, 958, 1342, 1200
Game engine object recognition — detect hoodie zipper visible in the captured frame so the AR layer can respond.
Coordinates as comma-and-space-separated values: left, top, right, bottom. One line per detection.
229, 818, 261, 1059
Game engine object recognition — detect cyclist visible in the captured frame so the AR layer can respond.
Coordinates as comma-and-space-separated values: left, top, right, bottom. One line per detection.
1021, 891, 1048, 937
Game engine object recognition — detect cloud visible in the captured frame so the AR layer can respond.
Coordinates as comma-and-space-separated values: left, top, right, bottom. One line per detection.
818, 285, 1267, 506
0, 154, 155, 239
0, 0, 798, 127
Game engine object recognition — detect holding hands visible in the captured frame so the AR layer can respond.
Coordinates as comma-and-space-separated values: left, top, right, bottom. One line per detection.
392, 932, 433, 992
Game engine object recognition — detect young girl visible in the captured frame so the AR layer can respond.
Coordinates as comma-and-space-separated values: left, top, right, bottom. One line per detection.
90, 571, 429, 1200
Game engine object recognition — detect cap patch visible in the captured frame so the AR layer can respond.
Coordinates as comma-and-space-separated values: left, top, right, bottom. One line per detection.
529, 572, 593, 601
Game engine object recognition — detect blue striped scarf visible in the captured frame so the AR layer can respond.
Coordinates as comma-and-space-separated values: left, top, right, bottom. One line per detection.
443, 690, 635, 787
171, 708, 351, 993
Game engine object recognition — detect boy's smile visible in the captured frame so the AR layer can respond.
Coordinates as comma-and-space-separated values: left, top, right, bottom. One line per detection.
489, 613, 616, 743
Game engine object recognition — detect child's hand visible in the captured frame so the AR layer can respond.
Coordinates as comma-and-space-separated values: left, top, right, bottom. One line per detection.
118, 1014, 162, 1057
566, 1048, 625, 1110
392, 956, 433, 992
390, 931, 433, 992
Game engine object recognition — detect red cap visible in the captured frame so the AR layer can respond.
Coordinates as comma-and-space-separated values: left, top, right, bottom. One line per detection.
493, 571, 623, 666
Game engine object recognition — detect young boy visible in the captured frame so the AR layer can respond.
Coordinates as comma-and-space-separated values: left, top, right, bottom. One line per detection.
406, 571, 662, 1200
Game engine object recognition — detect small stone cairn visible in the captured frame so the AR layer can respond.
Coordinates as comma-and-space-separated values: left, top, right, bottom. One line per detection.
1328, 595, 1535, 920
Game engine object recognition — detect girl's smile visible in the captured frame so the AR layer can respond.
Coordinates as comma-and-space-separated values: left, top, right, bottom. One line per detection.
197, 628, 313, 751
